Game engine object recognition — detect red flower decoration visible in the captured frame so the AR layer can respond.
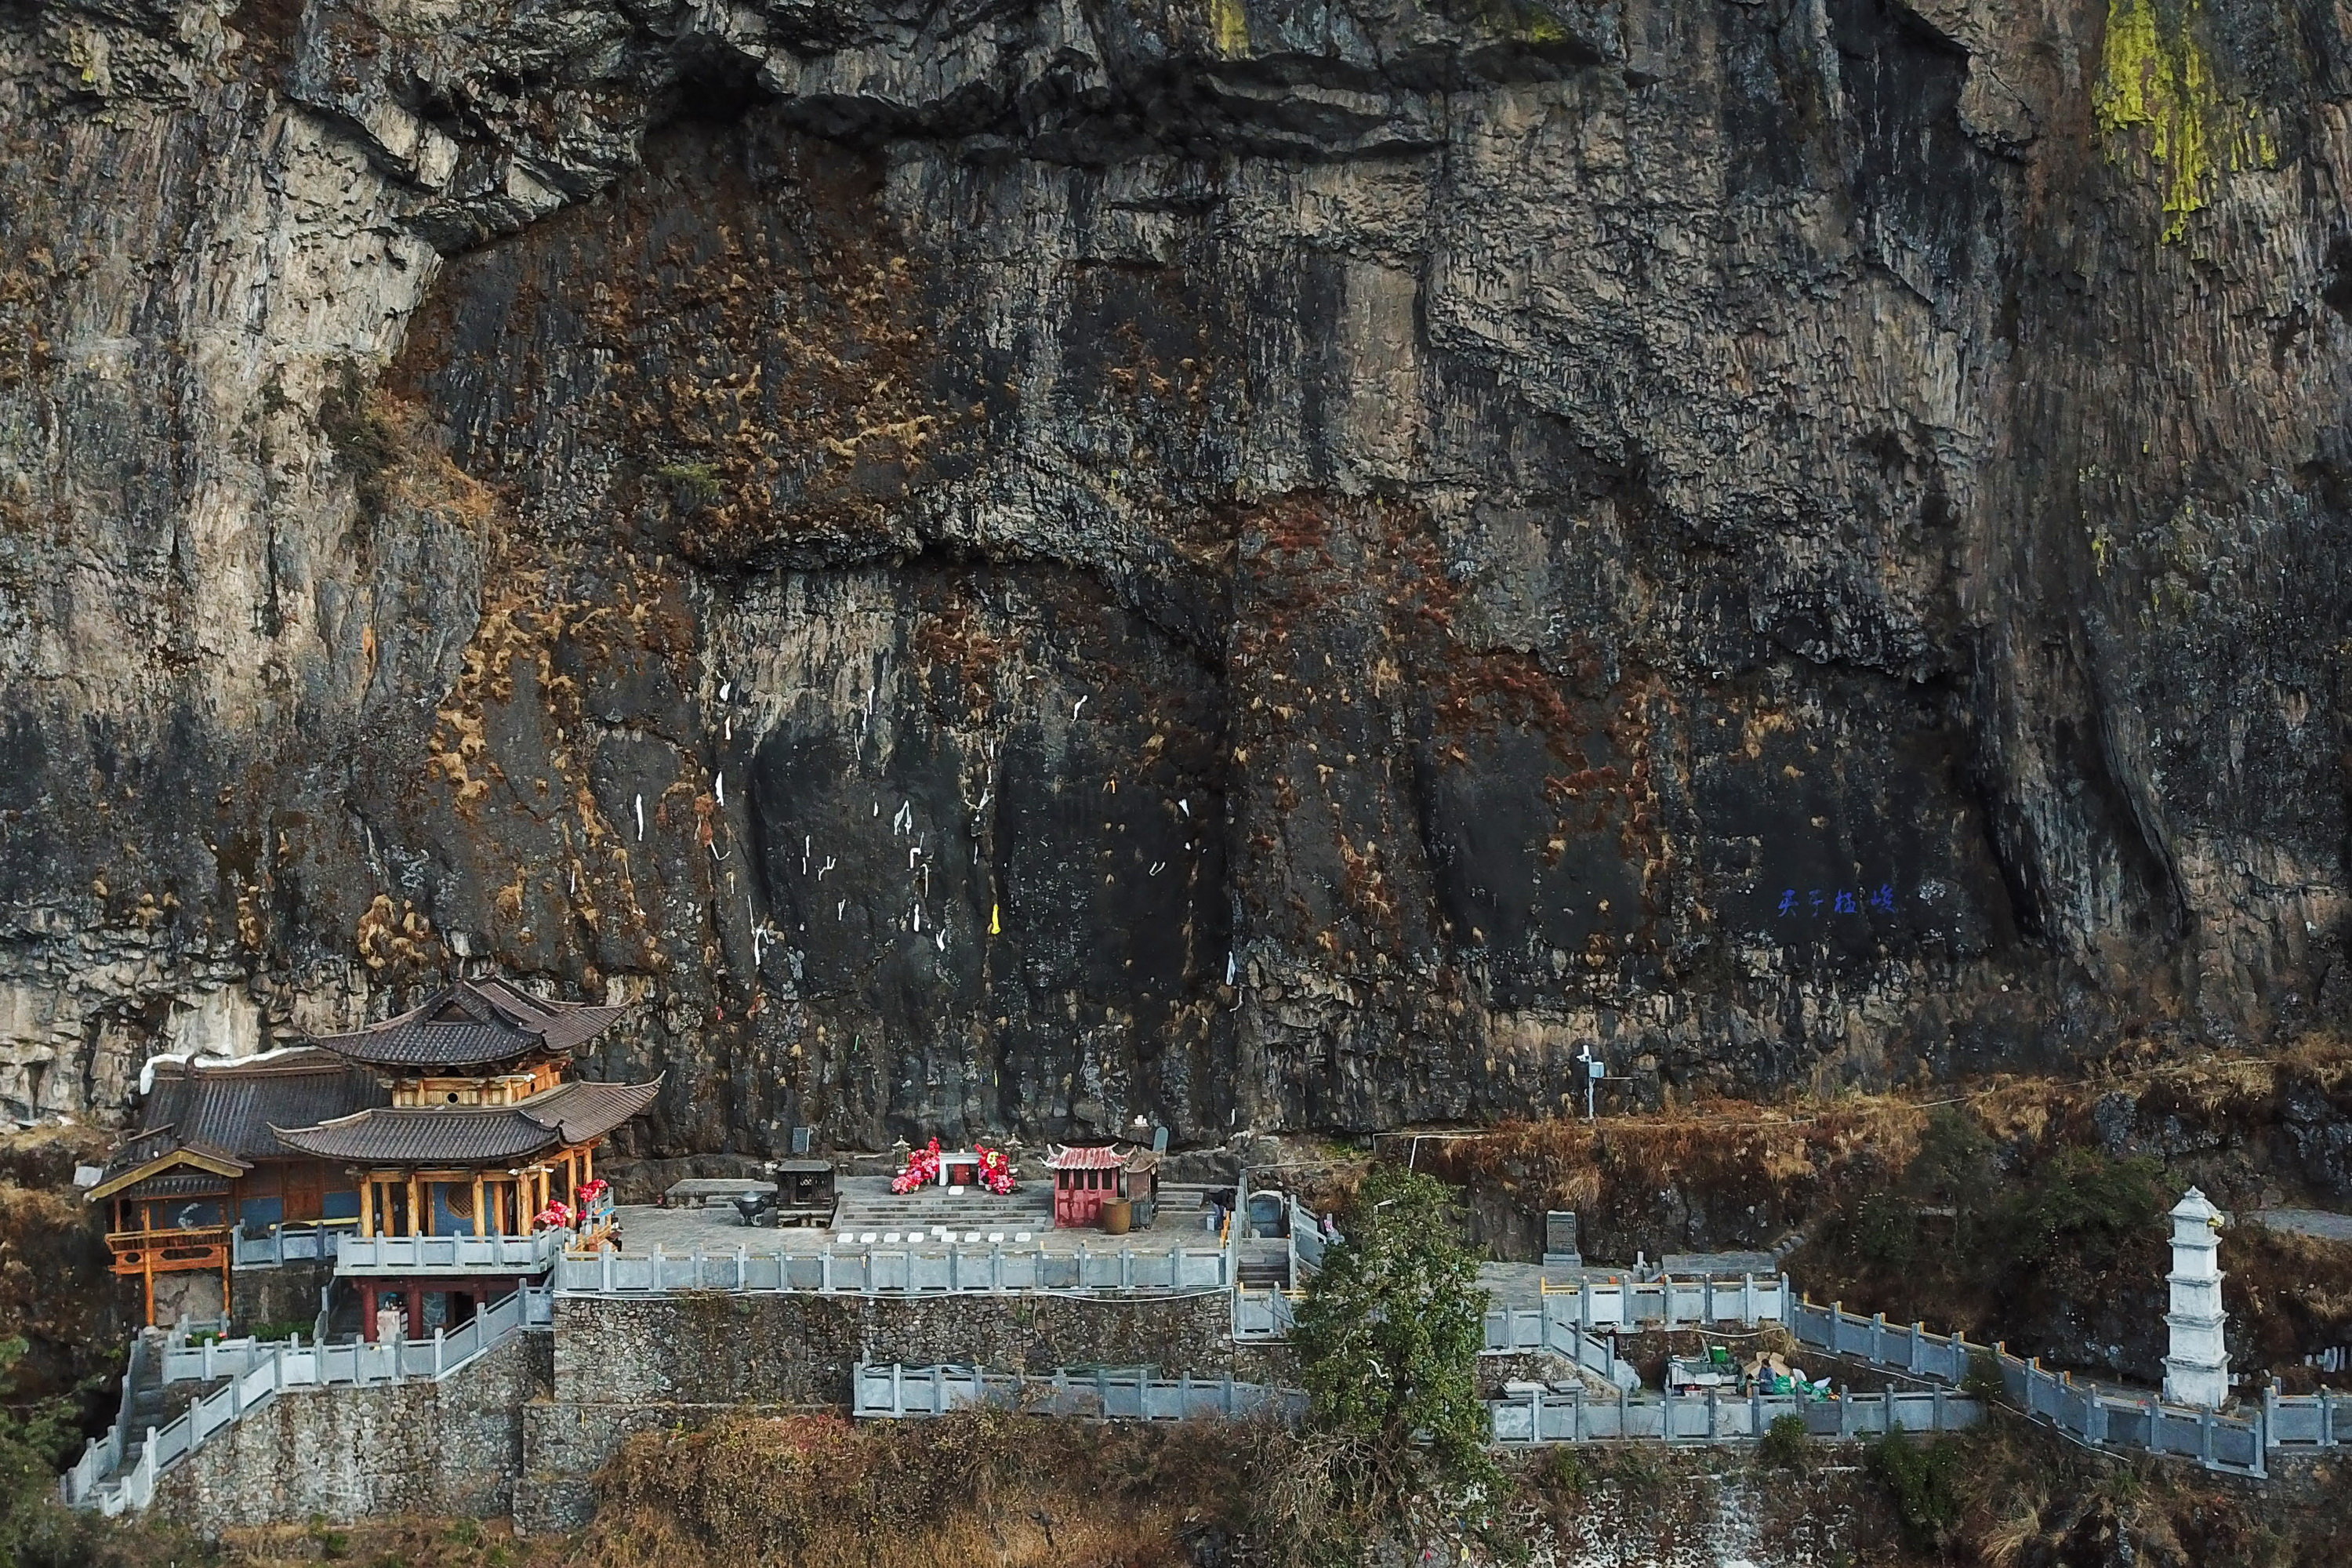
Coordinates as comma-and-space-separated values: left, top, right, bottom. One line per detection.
891, 1138, 945, 1194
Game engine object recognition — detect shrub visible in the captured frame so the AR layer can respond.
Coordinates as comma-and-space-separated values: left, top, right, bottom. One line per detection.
242, 1319, 313, 1344
1757, 1412, 1810, 1469
305, 1516, 351, 1560
1866, 1428, 1960, 1552
1849, 1191, 1920, 1272
0, 1335, 122, 1568
652, 462, 723, 510
1997, 1149, 2165, 1273
1285, 1167, 1494, 1563
318, 364, 397, 522
1907, 1106, 1996, 1206
1962, 1348, 2009, 1403
1292, 1167, 1494, 1494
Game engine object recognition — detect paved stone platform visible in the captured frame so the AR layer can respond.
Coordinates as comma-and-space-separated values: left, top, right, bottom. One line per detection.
609, 1177, 1226, 1258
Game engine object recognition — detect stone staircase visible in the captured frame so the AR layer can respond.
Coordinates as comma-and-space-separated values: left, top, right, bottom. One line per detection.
1236, 1240, 1290, 1290
111, 1334, 169, 1489
66, 1288, 550, 1515
831, 1186, 1053, 1238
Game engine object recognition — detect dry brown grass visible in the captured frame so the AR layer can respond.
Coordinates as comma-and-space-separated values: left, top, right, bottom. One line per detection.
1423, 1037, 2352, 1242
209, 1413, 1258, 1568
1419, 1091, 1932, 1248
187, 1412, 2352, 1568
574, 1409, 1249, 1568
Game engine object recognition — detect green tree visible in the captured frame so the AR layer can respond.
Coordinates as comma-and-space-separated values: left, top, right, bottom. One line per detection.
1907, 1106, 1997, 1207
1290, 1166, 1494, 1504
0, 1335, 99, 1568
1998, 1149, 2166, 1273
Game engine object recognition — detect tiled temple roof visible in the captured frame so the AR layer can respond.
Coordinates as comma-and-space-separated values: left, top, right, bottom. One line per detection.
269, 1077, 662, 1166
91, 1050, 390, 1200
139, 1049, 387, 1161
1044, 1144, 1135, 1170
307, 978, 629, 1070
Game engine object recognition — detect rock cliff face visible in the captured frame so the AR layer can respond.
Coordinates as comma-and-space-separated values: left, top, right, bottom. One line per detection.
2, 0, 2347, 1149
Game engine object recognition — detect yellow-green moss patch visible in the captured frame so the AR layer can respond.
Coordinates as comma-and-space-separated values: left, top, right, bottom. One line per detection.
2093, 0, 2276, 241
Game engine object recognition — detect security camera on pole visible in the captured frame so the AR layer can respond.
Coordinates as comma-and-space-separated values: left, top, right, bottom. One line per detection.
1576, 1046, 1602, 1120
2162, 1187, 2230, 1410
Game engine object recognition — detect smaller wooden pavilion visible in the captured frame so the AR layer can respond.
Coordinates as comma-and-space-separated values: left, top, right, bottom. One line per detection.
1045, 1144, 1159, 1229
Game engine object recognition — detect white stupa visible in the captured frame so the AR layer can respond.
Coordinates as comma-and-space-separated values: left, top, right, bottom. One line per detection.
2161, 1187, 2230, 1410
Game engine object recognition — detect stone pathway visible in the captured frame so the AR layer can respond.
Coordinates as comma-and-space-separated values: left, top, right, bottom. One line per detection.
2250, 1207, 2352, 1243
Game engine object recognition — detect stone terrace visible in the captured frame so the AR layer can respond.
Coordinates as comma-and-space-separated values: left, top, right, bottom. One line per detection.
611, 1176, 1225, 1257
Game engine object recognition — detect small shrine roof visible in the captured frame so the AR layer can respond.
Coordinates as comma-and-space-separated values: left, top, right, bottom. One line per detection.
308, 978, 629, 1070
2171, 1187, 2224, 1224
86, 1131, 252, 1203
109, 1170, 237, 1203
270, 1076, 662, 1165
1045, 1144, 1132, 1170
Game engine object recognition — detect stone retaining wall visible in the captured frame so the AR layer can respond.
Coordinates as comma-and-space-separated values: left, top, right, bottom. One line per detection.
551, 1290, 1272, 1405
515, 1291, 1290, 1530
154, 1334, 550, 1532
155, 1290, 1284, 1534
230, 1258, 335, 1334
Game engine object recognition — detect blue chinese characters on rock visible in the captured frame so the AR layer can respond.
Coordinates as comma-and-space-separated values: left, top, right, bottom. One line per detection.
1777, 884, 1899, 919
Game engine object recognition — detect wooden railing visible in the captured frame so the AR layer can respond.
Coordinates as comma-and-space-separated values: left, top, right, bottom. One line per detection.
570, 1195, 619, 1252
105, 1226, 230, 1275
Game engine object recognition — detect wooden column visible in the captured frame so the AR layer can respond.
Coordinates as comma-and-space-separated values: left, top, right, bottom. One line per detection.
472, 1174, 486, 1238
408, 1173, 424, 1237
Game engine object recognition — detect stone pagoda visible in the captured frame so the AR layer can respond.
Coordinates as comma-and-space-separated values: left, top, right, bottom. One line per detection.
2161, 1186, 2230, 1410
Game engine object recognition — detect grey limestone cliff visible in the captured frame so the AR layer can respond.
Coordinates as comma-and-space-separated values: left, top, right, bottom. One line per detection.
1, 0, 2347, 1149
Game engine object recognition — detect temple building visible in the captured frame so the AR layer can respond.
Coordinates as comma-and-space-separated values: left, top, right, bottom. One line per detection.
85, 1051, 385, 1325
89, 978, 659, 1333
